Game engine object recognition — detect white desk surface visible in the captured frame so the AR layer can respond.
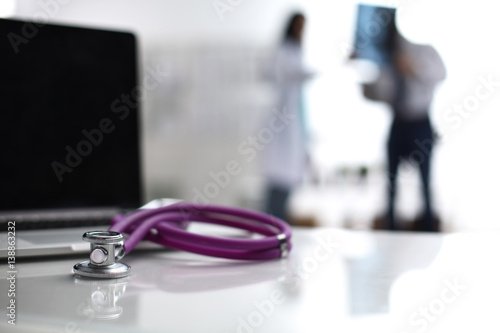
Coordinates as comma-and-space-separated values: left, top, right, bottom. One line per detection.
0, 227, 498, 333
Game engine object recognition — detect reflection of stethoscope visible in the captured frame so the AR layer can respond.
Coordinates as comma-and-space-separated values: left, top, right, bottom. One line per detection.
73, 277, 128, 320
73, 201, 292, 279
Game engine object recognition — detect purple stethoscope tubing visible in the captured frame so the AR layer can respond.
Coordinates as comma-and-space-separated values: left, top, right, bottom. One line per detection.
109, 202, 292, 260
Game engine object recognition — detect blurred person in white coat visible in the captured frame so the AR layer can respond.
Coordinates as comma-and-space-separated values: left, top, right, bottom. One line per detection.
262, 12, 314, 222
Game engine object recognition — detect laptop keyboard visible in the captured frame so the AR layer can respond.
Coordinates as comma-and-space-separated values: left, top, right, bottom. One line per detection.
0, 213, 115, 231
2, 218, 111, 231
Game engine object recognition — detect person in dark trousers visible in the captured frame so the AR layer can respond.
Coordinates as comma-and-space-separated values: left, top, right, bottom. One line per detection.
362, 30, 446, 231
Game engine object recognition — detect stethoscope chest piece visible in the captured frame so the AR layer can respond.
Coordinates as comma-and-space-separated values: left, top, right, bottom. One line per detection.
73, 231, 130, 279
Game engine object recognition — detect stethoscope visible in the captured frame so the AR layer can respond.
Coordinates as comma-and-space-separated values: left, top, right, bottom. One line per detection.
73, 201, 292, 279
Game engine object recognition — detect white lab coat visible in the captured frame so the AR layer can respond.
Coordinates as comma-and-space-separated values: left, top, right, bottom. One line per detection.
263, 40, 313, 188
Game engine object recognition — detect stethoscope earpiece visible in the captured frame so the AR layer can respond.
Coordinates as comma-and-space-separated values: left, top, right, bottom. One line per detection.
73, 231, 130, 279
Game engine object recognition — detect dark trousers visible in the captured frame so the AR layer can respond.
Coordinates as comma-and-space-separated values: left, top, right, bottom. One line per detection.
264, 183, 291, 223
387, 116, 434, 231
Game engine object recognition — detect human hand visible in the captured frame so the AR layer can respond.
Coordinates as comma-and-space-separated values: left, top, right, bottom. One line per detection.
395, 53, 415, 77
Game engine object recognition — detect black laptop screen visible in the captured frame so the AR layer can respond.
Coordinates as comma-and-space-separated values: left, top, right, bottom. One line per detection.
0, 18, 142, 211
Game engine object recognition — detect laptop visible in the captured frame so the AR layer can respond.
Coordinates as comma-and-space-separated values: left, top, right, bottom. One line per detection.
0, 18, 142, 257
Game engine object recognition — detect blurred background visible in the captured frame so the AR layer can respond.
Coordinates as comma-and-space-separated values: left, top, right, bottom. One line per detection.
3, 0, 500, 232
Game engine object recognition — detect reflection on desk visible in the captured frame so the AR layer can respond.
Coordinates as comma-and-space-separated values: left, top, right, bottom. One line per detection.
0, 227, 498, 332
